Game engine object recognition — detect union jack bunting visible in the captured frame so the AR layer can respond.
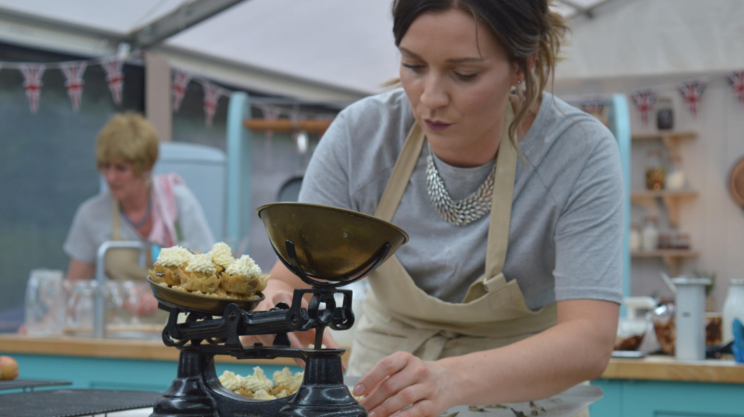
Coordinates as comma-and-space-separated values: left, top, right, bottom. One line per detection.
101, 58, 125, 105
20, 64, 46, 114
202, 82, 223, 127
579, 98, 606, 117
678, 80, 706, 116
258, 104, 282, 142
172, 70, 192, 112
60, 61, 87, 112
727, 71, 744, 106
631, 90, 657, 124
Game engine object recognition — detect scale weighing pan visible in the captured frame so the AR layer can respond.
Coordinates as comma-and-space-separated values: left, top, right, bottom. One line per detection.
257, 203, 409, 283
147, 277, 264, 315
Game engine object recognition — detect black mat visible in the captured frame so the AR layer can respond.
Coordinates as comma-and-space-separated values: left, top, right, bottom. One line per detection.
0, 389, 161, 417
0, 379, 72, 391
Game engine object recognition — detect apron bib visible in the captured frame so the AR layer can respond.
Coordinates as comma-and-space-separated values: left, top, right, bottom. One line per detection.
106, 199, 153, 282
107, 200, 168, 325
348, 104, 558, 376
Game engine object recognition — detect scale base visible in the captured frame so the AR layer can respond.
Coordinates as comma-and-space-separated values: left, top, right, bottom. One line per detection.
151, 350, 365, 417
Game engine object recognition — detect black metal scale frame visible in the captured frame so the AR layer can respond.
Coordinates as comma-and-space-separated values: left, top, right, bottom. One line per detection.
151, 240, 390, 417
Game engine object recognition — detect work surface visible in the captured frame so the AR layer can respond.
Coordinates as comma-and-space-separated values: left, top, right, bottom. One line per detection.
2, 335, 743, 383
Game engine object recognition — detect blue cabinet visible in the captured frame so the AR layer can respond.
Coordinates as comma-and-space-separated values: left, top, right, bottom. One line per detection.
591, 379, 744, 417
6, 354, 301, 393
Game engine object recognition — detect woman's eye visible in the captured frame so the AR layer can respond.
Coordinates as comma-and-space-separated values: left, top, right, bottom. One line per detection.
402, 63, 425, 72
455, 72, 478, 80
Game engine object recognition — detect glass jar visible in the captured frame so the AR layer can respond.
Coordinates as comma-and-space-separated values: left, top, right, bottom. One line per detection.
25, 269, 67, 337
657, 98, 674, 130
674, 233, 691, 250
629, 223, 642, 252
666, 154, 687, 191
642, 216, 659, 251
646, 150, 666, 191
723, 279, 744, 344
658, 233, 672, 250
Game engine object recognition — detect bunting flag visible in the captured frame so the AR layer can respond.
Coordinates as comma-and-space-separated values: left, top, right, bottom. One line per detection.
258, 104, 282, 142
630, 90, 657, 125
202, 82, 222, 127
19, 64, 46, 114
172, 70, 192, 112
101, 58, 124, 105
579, 98, 606, 117
678, 80, 706, 116
60, 61, 87, 112
727, 71, 744, 106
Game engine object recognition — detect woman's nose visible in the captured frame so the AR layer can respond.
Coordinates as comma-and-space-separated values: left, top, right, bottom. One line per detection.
419, 74, 449, 110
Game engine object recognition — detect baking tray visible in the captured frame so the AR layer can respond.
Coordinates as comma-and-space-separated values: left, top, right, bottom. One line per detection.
0, 379, 71, 391
147, 276, 264, 315
344, 377, 602, 417
0, 389, 161, 417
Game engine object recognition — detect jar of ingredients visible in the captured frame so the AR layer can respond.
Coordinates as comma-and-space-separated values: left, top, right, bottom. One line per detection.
646, 150, 665, 191
658, 233, 672, 250
642, 216, 659, 251
657, 98, 674, 130
666, 154, 687, 190
722, 279, 744, 344
674, 233, 691, 250
629, 223, 642, 252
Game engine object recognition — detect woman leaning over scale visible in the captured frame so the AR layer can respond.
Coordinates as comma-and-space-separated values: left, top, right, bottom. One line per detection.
258, 1, 623, 416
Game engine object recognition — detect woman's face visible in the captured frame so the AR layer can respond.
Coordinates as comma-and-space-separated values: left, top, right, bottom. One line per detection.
100, 159, 147, 202
399, 8, 518, 166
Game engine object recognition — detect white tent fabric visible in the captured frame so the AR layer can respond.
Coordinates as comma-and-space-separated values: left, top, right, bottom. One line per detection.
0, 0, 597, 97
556, 0, 744, 82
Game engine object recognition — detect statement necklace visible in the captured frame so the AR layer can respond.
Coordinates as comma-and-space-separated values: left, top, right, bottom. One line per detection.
425, 145, 497, 227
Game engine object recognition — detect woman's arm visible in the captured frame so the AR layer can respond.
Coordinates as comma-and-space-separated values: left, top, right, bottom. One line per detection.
66, 258, 95, 281
356, 299, 618, 417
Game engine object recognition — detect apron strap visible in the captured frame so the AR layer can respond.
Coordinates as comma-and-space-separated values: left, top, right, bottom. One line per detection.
460, 104, 517, 303
484, 104, 517, 279
374, 123, 426, 222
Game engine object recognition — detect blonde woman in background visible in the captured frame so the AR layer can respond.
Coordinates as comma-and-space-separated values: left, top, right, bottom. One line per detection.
63, 113, 214, 315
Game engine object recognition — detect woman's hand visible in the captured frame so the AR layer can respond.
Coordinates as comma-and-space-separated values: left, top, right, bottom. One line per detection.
240, 279, 344, 369
353, 352, 456, 417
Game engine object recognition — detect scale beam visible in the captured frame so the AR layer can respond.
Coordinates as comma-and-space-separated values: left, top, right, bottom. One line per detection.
130, 0, 248, 49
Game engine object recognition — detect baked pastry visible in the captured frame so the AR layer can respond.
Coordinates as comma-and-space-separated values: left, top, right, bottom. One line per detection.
221, 255, 268, 296
208, 242, 235, 274
218, 367, 303, 401
178, 253, 222, 295
149, 246, 192, 286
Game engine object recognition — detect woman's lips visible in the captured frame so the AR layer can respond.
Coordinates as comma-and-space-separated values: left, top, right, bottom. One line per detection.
424, 119, 452, 132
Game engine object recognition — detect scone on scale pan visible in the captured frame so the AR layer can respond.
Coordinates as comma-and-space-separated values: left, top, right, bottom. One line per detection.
221, 255, 268, 296
178, 253, 223, 294
149, 246, 192, 286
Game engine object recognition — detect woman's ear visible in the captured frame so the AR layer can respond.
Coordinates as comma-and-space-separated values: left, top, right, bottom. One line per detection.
511, 53, 538, 85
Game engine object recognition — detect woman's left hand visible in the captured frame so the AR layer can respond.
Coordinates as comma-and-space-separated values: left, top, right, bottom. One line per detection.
353, 351, 457, 417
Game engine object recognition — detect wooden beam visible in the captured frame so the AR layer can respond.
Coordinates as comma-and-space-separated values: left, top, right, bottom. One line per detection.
243, 119, 333, 134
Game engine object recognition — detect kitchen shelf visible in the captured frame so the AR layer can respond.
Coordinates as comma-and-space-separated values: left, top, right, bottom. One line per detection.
632, 131, 697, 157
631, 190, 698, 227
631, 250, 699, 276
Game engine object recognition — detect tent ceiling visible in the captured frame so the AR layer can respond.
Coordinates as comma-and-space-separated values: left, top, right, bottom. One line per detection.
0, 0, 606, 95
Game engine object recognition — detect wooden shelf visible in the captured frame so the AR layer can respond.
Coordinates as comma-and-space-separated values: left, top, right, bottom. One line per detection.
631, 190, 698, 227
631, 250, 699, 276
632, 131, 697, 158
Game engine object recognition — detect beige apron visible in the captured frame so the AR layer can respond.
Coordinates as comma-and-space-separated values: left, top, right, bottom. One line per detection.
106, 200, 153, 283
347, 106, 589, 416
107, 200, 168, 325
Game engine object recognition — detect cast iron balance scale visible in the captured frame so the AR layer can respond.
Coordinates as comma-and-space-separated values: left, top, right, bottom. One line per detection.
146, 203, 409, 417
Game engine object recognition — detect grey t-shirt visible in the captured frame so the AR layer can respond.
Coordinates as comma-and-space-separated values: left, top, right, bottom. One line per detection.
299, 89, 624, 310
64, 184, 215, 264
